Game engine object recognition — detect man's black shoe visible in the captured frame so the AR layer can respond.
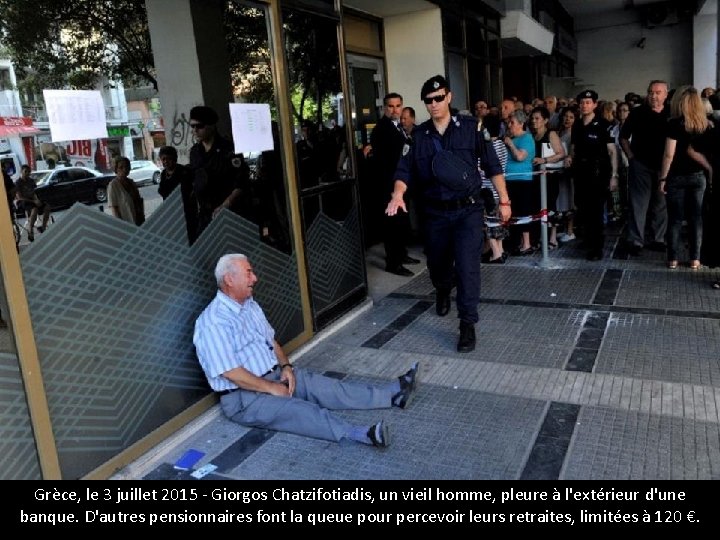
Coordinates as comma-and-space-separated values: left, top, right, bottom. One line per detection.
403, 255, 421, 265
457, 321, 476, 353
435, 288, 451, 316
367, 420, 390, 448
393, 362, 420, 409
647, 241, 667, 253
385, 265, 414, 277
627, 242, 642, 256
586, 250, 603, 261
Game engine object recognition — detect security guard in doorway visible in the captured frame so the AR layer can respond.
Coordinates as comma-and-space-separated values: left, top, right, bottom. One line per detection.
386, 75, 511, 352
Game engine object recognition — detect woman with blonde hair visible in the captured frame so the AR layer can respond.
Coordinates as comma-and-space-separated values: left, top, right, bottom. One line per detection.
658, 86, 711, 270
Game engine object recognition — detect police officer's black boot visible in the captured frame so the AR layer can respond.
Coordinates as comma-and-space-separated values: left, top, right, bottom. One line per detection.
457, 321, 476, 353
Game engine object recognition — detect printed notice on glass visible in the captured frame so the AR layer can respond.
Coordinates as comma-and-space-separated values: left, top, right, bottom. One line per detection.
229, 103, 274, 154
43, 89, 108, 142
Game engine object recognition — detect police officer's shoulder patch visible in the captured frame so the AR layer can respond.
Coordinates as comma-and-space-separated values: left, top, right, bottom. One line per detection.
402, 143, 410, 156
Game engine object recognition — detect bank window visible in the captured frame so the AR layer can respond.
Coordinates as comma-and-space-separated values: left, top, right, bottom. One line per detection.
443, 13, 464, 50
466, 19, 486, 56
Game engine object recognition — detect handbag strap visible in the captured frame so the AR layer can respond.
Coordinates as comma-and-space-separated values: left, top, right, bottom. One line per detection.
431, 122, 484, 177
431, 136, 443, 153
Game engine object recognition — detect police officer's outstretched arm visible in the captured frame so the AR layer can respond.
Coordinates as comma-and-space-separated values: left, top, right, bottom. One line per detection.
386, 142, 413, 216
385, 180, 408, 216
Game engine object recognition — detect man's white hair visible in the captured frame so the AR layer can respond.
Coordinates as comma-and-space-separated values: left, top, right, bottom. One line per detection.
214, 253, 248, 288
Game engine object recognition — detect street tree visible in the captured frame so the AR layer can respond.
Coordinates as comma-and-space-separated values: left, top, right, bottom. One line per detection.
0, 0, 156, 93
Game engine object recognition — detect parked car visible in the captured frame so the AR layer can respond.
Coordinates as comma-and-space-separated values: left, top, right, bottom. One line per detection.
130, 160, 161, 186
31, 167, 114, 210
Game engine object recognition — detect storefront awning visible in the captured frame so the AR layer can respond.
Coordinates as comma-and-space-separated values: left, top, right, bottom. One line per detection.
0, 116, 41, 137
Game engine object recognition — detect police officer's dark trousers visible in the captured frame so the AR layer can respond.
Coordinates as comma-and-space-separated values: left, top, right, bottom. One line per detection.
424, 203, 484, 324
574, 160, 609, 254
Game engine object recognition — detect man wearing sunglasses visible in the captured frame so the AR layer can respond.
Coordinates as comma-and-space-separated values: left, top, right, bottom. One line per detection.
188, 105, 250, 238
386, 75, 511, 352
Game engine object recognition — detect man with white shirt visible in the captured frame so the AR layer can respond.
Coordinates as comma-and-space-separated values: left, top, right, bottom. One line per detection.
193, 254, 420, 448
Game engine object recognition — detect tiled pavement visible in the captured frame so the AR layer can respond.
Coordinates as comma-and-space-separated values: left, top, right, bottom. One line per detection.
114, 226, 720, 480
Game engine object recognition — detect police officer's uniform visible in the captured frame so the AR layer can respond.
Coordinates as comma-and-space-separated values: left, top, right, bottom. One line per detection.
394, 91, 502, 332
571, 90, 614, 260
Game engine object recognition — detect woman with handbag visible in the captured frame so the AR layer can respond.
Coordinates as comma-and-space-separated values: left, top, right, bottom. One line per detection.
530, 106, 566, 249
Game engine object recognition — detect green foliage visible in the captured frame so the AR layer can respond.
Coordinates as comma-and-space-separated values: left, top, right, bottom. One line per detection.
0, 0, 156, 93
0, 0, 343, 127
223, 6, 342, 125
224, 4, 275, 106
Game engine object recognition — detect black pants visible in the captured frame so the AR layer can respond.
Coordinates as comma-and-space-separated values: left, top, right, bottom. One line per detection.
424, 204, 484, 324
383, 211, 410, 268
574, 163, 609, 252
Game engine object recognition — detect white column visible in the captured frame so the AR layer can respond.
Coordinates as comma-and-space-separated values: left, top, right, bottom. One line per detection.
693, 0, 718, 91
145, 0, 233, 163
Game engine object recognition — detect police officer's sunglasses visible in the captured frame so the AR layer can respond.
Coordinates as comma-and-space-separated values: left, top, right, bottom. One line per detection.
423, 94, 447, 105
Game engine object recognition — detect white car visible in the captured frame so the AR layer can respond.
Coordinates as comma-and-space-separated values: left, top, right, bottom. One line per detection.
129, 160, 161, 186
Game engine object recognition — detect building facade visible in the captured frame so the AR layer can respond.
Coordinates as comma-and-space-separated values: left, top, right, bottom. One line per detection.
0, 0, 718, 479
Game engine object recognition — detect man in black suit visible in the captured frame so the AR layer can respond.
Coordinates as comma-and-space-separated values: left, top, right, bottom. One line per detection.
366, 92, 419, 276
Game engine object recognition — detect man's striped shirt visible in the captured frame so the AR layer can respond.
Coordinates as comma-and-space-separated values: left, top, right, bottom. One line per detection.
193, 291, 276, 391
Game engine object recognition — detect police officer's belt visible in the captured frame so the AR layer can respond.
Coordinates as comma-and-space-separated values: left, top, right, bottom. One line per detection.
425, 192, 484, 211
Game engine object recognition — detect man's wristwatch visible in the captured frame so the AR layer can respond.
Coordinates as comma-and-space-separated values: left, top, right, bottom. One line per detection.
499, 200, 511, 207
279, 364, 293, 371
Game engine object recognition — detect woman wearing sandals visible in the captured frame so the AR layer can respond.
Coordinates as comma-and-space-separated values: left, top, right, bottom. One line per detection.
660, 86, 711, 270
658, 86, 712, 271
689, 100, 720, 287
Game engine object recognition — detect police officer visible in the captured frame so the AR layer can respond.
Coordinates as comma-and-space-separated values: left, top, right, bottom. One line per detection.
386, 75, 511, 352
189, 105, 250, 238
569, 90, 619, 261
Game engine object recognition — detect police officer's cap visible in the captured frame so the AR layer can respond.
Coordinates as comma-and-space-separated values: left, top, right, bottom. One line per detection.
576, 89, 598, 102
421, 75, 450, 99
190, 105, 219, 125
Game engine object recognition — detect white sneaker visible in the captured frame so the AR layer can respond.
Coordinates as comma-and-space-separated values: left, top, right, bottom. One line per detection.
558, 233, 576, 243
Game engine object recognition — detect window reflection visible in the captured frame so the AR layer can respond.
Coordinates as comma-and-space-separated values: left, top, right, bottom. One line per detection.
221, 2, 293, 252
282, 6, 366, 326
282, 9, 349, 189
0, 280, 15, 355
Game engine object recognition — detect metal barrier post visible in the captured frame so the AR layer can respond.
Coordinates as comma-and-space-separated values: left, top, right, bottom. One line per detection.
537, 165, 551, 268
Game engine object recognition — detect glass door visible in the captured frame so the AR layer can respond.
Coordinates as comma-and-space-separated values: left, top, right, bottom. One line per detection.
346, 54, 385, 249
346, 54, 385, 151
283, 8, 368, 330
